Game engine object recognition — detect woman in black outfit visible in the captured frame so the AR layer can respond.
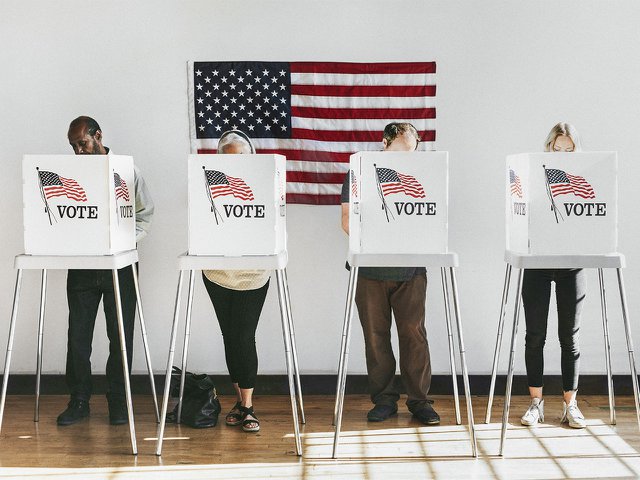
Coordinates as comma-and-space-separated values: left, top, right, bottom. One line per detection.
520, 122, 587, 429
202, 130, 270, 432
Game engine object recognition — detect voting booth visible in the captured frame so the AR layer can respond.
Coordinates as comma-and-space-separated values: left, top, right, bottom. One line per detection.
187, 154, 286, 256
3, 155, 156, 456
349, 151, 448, 254
333, 150, 478, 459
486, 151, 640, 457
156, 152, 303, 457
22, 154, 136, 255
506, 152, 618, 255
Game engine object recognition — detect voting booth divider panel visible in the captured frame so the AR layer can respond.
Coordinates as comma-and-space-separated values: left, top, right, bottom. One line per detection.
187, 154, 286, 256
22, 154, 136, 255
506, 151, 618, 255
349, 151, 449, 255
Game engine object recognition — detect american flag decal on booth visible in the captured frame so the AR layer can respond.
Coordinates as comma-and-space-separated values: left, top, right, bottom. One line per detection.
376, 167, 426, 198
38, 169, 87, 202
545, 168, 596, 199
113, 172, 130, 202
189, 61, 436, 205
350, 169, 358, 198
509, 169, 523, 198
204, 169, 255, 201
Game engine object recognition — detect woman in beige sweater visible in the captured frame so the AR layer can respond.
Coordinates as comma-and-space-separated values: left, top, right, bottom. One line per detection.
202, 130, 270, 432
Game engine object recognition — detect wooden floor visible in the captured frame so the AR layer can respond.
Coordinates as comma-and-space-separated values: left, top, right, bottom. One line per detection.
1, 394, 640, 479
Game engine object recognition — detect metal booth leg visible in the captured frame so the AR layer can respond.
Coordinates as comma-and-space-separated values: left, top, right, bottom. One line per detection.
34, 269, 48, 422
449, 267, 478, 457
176, 270, 196, 424
275, 269, 302, 456
499, 268, 524, 456
486, 264, 512, 423
333, 268, 358, 426
156, 270, 185, 456
0, 270, 24, 433
616, 268, 640, 430
112, 269, 138, 455
332, 266, 358, 459
131, 264, 160, 422
441, 267, 461, 425
598, 268, 616, 425
282, 268, 305, 424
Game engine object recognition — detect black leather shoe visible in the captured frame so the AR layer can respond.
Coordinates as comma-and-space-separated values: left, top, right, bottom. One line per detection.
412, 403, 440, 425
57, 398, 90, 426
367, 404, 398, 422
108, 396, 128, 425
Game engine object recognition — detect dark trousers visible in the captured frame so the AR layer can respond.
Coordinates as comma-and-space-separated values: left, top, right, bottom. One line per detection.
354, 272, 431, 411
202, 274, 269, 389
66, 267, 136, 401
522, 268, 587, 392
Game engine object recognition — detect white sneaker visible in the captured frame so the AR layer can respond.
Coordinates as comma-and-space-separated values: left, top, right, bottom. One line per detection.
521, 398, 544, 426
561, 400, 586, 429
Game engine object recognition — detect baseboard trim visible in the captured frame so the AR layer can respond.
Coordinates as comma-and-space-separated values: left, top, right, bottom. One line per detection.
2, 374, 638, 396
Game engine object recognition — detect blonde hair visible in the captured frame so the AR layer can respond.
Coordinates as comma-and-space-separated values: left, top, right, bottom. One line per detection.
544, 122, 582, 152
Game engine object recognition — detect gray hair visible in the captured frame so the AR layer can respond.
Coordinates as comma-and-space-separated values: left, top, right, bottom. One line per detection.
217, 130, 256, 154
544, 122, 582, 152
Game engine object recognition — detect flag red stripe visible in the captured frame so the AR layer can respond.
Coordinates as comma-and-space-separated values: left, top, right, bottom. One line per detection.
291, 85, 436, 97
291, 128, 436, 142
286, 193, 341, 205
291, 106, 436, 119
43, 189, 87, 201
290, 62, 436, 75
286, 171, 346, 184
550, 185, 574, 196
381, 185, 405, 195
256, 149, 352, 163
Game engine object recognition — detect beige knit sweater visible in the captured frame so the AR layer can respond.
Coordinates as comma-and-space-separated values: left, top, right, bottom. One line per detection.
203, 269, 270, 290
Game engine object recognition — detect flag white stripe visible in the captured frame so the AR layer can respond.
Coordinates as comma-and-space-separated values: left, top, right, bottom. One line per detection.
195, 138, 435, 153
286, 161, 348, 173
287, 182, 342, 195
291, 72, 436, 86
291, 117, 436, 131
291, 95, 436, 109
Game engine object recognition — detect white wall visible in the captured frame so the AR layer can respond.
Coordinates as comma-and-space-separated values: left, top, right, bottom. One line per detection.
1, 0, 639, 378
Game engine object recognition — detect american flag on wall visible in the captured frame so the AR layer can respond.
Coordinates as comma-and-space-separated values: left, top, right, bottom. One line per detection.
113, 172, 130, 202
204, 169, 255, 201
376, 167, 426, 198
545, 168, 595, 199
509, 169, 523, 198
38, 170, 87, 202
188, 61, 436, 205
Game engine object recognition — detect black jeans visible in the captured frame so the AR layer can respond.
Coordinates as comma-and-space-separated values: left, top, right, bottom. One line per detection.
202, 274, 269, 389
66, 267, 136, 401
522, 268, 586, 392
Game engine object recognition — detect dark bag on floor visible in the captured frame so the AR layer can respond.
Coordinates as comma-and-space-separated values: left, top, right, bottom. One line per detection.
166, 366, 221, 428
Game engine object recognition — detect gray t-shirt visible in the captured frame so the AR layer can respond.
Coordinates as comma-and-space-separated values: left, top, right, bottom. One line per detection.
341, 173, 424, 282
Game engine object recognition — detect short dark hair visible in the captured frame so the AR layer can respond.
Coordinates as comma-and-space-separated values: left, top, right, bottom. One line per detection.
383, 122, 420, 148
69, 116, 101, 136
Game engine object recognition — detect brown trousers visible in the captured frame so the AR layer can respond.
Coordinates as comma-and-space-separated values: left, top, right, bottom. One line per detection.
355, 272, 431, 411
